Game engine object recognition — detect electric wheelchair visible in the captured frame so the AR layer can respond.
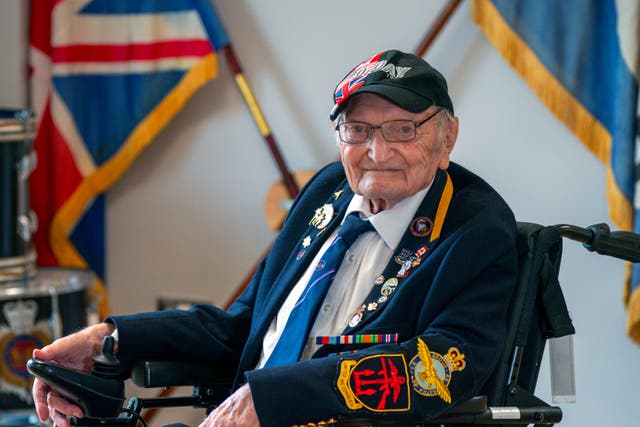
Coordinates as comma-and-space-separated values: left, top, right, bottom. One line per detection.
28, 222, 640, 426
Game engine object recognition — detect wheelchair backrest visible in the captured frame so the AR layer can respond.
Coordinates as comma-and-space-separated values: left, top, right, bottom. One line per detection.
482, 222, 575, 407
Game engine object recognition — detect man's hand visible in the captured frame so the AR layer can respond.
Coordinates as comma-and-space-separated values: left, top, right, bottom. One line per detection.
32, 322, 115, 427
198, 383, 260, 427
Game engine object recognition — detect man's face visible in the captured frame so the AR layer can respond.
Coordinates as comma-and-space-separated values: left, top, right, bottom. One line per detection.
337, 93, 458, 210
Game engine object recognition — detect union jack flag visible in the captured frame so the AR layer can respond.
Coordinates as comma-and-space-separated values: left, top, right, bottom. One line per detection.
29, 0, 229, 316
333, 52, 384, 108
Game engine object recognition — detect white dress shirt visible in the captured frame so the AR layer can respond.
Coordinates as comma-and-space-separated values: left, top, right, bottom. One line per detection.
256, 184, 431, 368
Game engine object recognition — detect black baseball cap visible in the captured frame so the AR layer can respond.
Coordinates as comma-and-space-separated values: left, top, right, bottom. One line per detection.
329, 49, 454, 121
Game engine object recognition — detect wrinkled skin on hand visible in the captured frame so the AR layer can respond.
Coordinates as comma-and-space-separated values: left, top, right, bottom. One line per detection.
31, 323, 115, 427
198, 384, 260, 427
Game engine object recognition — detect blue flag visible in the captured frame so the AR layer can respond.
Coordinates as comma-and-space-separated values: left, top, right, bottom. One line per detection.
472, 0, 639, 342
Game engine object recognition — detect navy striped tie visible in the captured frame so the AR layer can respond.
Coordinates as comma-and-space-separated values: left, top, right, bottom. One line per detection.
264, 213, 374, 367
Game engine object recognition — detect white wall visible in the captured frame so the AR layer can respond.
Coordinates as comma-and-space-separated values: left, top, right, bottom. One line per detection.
1, 1, 638, 426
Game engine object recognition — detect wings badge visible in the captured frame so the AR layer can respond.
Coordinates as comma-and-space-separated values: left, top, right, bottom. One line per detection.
409, 338, 466, 403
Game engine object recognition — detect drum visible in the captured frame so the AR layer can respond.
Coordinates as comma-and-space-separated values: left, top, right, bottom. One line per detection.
0, 267, 95, 413
0, 109, 37, 281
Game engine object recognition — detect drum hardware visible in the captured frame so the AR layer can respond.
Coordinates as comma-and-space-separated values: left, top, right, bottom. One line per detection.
0, 253, 37, 283
0, 112, 35, 143
17, 150, 37, 180
16, 212, 37, 244
0, 109, 38, 282
49, 284, 63, 341
16, 152, 37, 244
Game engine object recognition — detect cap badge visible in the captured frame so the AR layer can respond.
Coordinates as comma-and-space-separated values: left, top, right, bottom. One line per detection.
335, 58, 412, 104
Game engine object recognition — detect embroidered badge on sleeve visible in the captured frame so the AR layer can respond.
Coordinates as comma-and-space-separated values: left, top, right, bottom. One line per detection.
337, 354, 411, 412
409, 338, 466, 403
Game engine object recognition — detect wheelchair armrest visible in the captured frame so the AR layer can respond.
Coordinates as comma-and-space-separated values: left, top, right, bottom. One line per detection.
333, 395, 562, 425
439, 395, 487, 415
130, 360, 233, 388
332, 396, 487, 426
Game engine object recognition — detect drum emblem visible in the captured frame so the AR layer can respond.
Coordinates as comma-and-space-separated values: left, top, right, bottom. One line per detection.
0, 300, 51, 404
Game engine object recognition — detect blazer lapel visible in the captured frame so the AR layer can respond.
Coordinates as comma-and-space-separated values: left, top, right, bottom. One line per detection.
251, 182, 355, 341
342, 169, 454, 334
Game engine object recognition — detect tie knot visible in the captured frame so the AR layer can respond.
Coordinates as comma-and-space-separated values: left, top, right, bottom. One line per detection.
338, 213, 374, 247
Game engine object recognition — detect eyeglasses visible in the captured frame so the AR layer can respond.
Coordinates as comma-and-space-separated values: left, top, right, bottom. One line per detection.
335, 109, 443, 144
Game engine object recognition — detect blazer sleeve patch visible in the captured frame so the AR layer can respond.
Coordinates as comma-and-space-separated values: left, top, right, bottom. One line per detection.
409, 338, 467, 403
336, 353, 411, 413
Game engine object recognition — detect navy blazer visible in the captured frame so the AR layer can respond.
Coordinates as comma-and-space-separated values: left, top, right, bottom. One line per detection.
109, 161, 517, 426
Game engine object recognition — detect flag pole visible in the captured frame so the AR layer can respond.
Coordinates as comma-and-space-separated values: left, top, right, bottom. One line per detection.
414, 0, 462, 57
222, 44, 299, 199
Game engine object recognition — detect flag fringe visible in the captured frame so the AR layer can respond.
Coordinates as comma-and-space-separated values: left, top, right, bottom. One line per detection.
49, 53, 218, 318
606, 170, 634, 232
472, 0, 638, 344
627, 285, 640, 343
471, 0, 635, 229
471, 1, 609, 161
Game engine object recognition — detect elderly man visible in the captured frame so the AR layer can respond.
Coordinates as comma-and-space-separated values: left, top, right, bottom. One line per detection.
32, 50, 517, 427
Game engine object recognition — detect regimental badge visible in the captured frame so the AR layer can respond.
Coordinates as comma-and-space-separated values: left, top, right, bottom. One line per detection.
381, 278, 399, 296
302, 236, 312, 248
334, 190, 344, 200
409, 338, 466, 403
410, 217, 433, 237
337, 354, 411, 412
0, 300, 51, 404
310, 204, 335, 229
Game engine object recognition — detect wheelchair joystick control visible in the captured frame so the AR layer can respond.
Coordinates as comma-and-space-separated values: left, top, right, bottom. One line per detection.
26, 334, 126, 419
91, 335, 119, 379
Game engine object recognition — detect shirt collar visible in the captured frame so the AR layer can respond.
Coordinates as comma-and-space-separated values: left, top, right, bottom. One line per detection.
344, 183, 432, 250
